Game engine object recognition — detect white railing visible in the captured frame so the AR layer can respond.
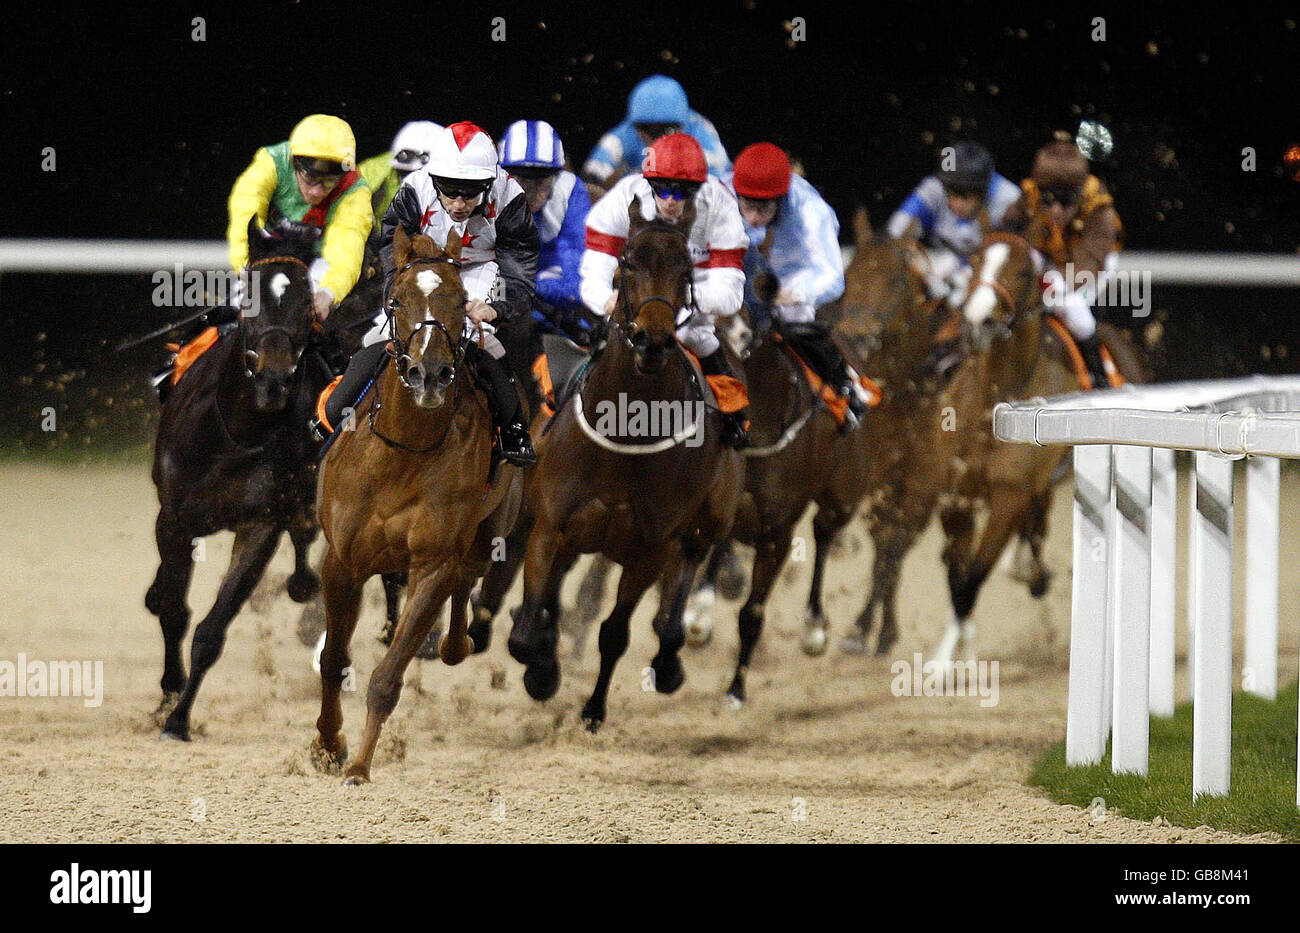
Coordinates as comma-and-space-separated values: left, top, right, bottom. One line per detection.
1, 240, 1299, 285
994, 376, 1300, 804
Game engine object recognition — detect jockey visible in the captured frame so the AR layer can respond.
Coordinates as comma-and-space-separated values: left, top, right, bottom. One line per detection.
727, 142, 866, 430
152, 115, 372, 401
324, 122, 539, 465
358, 120, 444, 230
579, 132, 750, 447
497, 119, 592, 340
1002, 137, 1123, 390
887, 141, 1021, 303
580, 75, 731, 195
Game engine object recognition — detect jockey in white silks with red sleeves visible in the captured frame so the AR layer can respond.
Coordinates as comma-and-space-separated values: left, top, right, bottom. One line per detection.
579, 133, 751, 447
321, 121, 540, 465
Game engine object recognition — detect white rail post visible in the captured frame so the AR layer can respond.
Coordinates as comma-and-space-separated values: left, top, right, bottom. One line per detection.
1192, 452, 1235, 800
1067, 445, 1112, 766
1111, 445, 1153, 775
1244, 456, 1279, 700
1185, 454, 1197, 701
1150, 447, 1177, 717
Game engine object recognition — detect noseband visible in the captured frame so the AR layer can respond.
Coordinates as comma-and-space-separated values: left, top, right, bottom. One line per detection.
242, 254, 313, 379
385, 255, 466, 390
614, 224, 696, 345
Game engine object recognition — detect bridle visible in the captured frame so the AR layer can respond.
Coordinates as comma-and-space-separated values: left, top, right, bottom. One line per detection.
613, 224, 696, 345
384, 254, 467, 389
241, 255, 313, 379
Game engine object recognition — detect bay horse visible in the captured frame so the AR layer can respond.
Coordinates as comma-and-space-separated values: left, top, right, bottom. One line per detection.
311, 228, 523, 784
505, 199, 744, 731
149, 218, 331, 740
932, 231, 1138, 662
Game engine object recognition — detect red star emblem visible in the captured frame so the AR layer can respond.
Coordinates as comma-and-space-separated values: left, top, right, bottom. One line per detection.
461, 231, 477, 248
420, 206, 438, 226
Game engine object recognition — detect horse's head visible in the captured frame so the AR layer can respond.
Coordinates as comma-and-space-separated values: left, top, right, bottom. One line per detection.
613, 196, 696, 374
961, 232, 1041, 354
834, 209, 926, 361
386, 226, 468, 409
242, 216, 317, 412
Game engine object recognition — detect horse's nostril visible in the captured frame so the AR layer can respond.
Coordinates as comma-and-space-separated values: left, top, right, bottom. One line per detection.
436, 365, 455, 385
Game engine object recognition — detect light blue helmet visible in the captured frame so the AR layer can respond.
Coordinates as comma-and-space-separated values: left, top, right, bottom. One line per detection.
627, 75, 689, 125
497, 120, 566, 172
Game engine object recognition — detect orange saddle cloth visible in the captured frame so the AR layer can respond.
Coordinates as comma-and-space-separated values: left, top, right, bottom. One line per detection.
1045, 317, 1125, 390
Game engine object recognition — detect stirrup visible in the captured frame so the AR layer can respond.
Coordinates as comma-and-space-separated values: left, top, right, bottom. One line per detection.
497, 423, 538, 466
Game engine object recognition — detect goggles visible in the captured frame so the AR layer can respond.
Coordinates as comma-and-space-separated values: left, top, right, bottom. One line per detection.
1038, 187, 1080, 208
648, 178, 701, 202
431, 176, 492, 201
395, 149, 431, 167
634, 122, 681, 141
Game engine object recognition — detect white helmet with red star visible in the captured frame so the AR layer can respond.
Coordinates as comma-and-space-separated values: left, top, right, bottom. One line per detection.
427, 121, 499, 183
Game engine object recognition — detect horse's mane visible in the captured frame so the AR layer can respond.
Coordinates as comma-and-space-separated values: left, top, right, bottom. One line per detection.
982, 231, 1031, 251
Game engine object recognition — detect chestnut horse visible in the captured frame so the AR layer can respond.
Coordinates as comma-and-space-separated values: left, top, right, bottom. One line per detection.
149, 219, 330, 740
505, 200, 744, 731
311, 228, 523, 784
933, 232, 1144, 662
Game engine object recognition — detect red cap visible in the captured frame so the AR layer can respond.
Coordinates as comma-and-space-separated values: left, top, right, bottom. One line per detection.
642, 133, 707, 183
732, 143, 791, 199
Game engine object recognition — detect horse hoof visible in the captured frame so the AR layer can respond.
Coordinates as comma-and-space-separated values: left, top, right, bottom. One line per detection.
840, 632, 869, 656
467, 618, 492, 654
800, 625, 828, 657
309, 738, 347, 775
1029, 574, 1051, 599
652, 656, 686, 694
725, 692, 745, 711
159, 728, 190, 743
684, 615, 713, 648
287, 570, 321, 603
874, 635, 897, 657
295, 601, 326, 647
523, 660, 561, 702
581, 703, 604, 732
413, 626, 443, 661
439, 633, 474, 666
342, 771, 370, 787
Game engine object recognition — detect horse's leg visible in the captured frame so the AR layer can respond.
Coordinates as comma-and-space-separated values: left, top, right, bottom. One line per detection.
808, 505, 850, 655
1010, 492, 1053, 598
507, 523, 571, 701
440, 568, 476, 665
582, 552, 666, 732
162, 522, 282, 740
469, 514, 531, 654
377, 573, 405, 645
727, 527, 794, 706
145, 510, 196, 706
286, 507, 321, 603
564, 554, 614, 660
683, 543, 724, 649
313, 547, 363, 771
862, 486, 936, 656
650, 538, 707, 695
933, 485, 1031, 666
345, 562, 455, 785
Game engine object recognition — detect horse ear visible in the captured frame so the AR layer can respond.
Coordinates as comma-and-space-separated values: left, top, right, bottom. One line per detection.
393, 226, 412, 267
627, 196, 646, 236
853, 206, 873, 247
900, 216, 922, 243
443, 228, 463, 261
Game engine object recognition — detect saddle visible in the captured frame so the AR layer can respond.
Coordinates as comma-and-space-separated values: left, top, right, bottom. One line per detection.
768, 323, 880, 428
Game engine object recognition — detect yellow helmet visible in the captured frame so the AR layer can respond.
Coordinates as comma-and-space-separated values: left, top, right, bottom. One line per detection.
289, 114, 356, 171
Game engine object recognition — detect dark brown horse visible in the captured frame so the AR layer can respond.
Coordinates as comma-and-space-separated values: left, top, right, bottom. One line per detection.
311, 228, 523, 784
149, 218, 330, 740
505, 200, 744, 730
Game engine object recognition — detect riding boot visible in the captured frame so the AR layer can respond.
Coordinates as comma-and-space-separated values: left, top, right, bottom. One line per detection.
311, 341, 388, 440
698, 347, 749, 449
466, 342, 538, 466
1077, 334, 1111, 391
787, 323, 864, 433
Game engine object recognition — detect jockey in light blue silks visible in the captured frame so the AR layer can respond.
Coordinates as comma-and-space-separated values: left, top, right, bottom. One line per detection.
580, 74, 731, 193
497, 119, 592, 341
726, 142, 867, 430
886, 140, 1021, 305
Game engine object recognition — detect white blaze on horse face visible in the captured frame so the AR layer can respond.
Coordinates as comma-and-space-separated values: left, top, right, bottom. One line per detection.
416, 269, 442, 296
270, 272, 290, 302
964, 241, 1010, 327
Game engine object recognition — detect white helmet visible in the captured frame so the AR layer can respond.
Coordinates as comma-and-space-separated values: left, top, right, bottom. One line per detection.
426, 122, 498, 183
390, 120, 444, 172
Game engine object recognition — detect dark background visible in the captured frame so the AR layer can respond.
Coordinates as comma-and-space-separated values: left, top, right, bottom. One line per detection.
2, 0, 1299, 452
